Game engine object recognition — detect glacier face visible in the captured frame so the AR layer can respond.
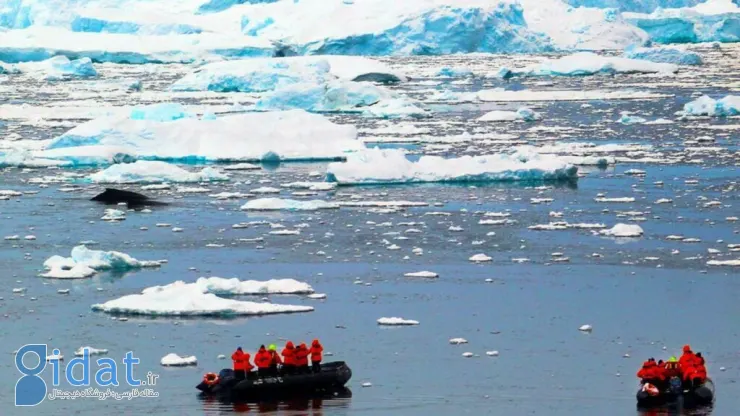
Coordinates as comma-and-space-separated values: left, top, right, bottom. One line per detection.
564, 0, 702, 13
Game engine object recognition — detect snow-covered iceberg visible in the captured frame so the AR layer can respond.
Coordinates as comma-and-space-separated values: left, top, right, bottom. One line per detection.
91, 280, 314, 317
624, 0, 740, 44
160, 353, 197, 367
88, 161, 228, 184
171, 56, 407, 92
0, 27, 275, 64
240, 0, 554, 55
504, 52, 679, 77
42, 245, 164, 279
681, 95, 740, 116
623, 46, 703, 65
241, 198, 339, 211
599, 223, 645, 237
192, 277, 314, 295
326, 148, 578, 185
35, 107, 361, 165
563, 0, 702, 13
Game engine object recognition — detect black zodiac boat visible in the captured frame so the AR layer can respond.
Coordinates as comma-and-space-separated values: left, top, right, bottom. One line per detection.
197, 362, 352, 399
637, 377, 715, 408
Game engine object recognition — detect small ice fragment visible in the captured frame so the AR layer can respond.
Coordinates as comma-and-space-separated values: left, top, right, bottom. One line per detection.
579, 324, 593, 332
160, 353, 197, 367
486, 351, 499, 357
449, 338, 468, 345
462, 352, 474, 357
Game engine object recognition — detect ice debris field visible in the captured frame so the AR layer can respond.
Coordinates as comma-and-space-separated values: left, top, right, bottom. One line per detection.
0, 0, 739, 415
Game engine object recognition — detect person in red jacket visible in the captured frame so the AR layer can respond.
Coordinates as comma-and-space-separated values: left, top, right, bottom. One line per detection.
691, 352, 708, 387
295, 343, 309, 373
268, 344, 282, 376
637, 359, 660, 384
254, 345, 271, 377
232, 347, 249, 379
282, 341, 296, 375
309, 339, 324, 373
680, 345, 697, 385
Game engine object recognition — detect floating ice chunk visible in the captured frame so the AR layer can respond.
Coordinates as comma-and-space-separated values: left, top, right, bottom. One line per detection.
508, 52, 678, 77
599, 224, 644, 237
0, 190, 23, 197
223, 163, 260, 171
469, 253, 492, 262
192, 277, 314, 295
281, 182, 337, 191
594, 197, 636, 203
707, 259, 740, 266
307, 293, 327, 299
478, 107, 540, 122
46, 353, 64, 361
40, 109, 361, 164
160, 353, 197, 367
681, 95, 740, 117
437, 67, 474, 78
251, 186, 281, 194
326, 148, 578, 185
14, 56, 97, 80
101, 209, 126, 221
241, 198, 339, 211
579, 324, 593, 332
625, 1, 740, 44
476, 89, 672, 102
74, 347, 108, 357
377, 317, 419, 326
404, 271, 439, 278
42, 245, 164, 279
88, 161, 227, 184
91, 281, 313, 317
486, 350, 500, 357
619, 113, 647, 125
624, 46, 703, 65
449, 338, 468, 345
462, 352, 474, 357
362, 382, 372, 387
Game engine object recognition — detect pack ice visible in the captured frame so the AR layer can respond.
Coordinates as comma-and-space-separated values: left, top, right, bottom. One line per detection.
681, 95, 740, 116
88, 161, 228, 184
503, 52, 679, 78
326, 148, 578, 185
34, 105, 361, 165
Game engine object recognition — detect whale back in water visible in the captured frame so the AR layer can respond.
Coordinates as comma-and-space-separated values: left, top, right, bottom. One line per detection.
91, 188, 166, 206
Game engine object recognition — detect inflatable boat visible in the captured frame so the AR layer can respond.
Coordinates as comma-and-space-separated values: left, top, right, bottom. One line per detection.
197, 361, 352, 399
636, 377, 715, 408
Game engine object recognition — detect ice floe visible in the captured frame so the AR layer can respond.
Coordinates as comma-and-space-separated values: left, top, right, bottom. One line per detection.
404, 271, 439, 278
91, 281, 314, 317
160, 353, 197, 367
377, 317, 419, 326
478, 107, 540, 122
42, 245, 164, 279
241, 198, 339, 211
12, 56, 97, 80
624, 46, 703, 65
88, 161, 228, 184
32, 107, 361, 165
191, 277, 314, 295
503, 52, 678, 77
680, 95, 739, 117
599, 224, 645, 237
326, 148, 578, 185
74, 347, 108, 357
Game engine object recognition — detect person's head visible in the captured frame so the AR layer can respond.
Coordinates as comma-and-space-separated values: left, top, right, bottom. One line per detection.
696, 352, 703, 358
259, 344, 266, 351
269, 344, 277, 352
669, 356, 677, 362
658, 360, 664, 365
312, 339, 320, 346
683, 345, 692, 353
286, 341, 294, 348
300, 343, 307, 349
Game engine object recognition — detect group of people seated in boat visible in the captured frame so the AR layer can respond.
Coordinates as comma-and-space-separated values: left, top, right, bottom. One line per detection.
637, 345, 708, 389
230, 339, 324, 379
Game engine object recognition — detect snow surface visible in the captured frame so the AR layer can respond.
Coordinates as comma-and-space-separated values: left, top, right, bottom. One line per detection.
241, 198, 339, 211
11, 55, 97, 79
42, 245, 164, 279
160, 353, 197, 366
34, 108, 360, 165
326, 148, 578, 185
681, 95, 740, 117
378, 317, 420, 325
478, 107, 540, 122
192, 277, 314, 295
505, 52, 679, 77
599, 224, 645, 237
92, 280, 314, 316
88, 161, 228, 184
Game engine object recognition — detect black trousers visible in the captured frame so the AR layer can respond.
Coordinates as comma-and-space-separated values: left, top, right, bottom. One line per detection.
258, 368, 270, 377
312, 361, 321, 372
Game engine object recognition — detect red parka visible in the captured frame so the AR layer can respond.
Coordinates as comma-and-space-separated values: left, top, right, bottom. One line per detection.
282, 341, 296, 366
310, 339, 323, 363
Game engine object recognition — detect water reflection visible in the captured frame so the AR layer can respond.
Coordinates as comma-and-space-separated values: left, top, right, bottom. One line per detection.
198, 388, 352, 414
637, 404, 713, 416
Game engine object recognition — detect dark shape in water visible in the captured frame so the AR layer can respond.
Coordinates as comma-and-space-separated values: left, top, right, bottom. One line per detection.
352, 72, 404, 84
197, 361, 352, 401
636, 377, 714, 411
91, 188, 167, 207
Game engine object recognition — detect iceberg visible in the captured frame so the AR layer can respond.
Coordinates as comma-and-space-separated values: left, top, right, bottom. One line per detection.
507, 52, 679, 77
171, 56, 407, 92
624, 0, 740, 44
88, 161, 228, 184
599, 223, 645, 237
91, 280, 314, 317
377, 317, 420, 326
36, 108, 361, 165
198, 0, 279, 14
623, 46, 703, 65
563, 0, 701, 13
12, 55, 97, 80
0, 27, 274, 64
241, 1, 554, 55
681, 95, 740, 116
326, 148, 578, 185
241, 198, 339, 211
478, 107, 540, 122
42, 245, 164, 279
